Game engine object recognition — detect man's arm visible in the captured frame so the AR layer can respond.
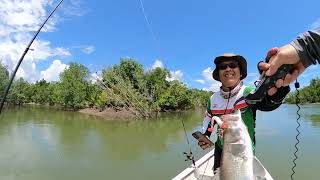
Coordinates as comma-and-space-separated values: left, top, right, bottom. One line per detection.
202, 114, 212, 136
258, 30, 320, 96
198, 113, 214, 150
291, 30, 320, 68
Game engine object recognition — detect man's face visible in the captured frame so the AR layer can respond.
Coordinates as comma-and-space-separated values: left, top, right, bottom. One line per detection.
218, 60, 241, 88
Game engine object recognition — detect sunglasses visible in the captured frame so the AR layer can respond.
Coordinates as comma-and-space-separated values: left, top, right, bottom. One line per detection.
218, 62, 239, 70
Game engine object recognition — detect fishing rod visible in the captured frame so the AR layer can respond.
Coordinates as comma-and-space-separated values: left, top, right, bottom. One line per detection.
0, 0, 65, 115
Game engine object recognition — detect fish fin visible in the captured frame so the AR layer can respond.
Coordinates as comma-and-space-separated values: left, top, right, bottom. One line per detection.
253, 156, 274, 180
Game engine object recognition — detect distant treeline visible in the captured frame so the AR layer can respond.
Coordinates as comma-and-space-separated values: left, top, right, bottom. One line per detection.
0, 58, 212, 118
285, 78, 320, 104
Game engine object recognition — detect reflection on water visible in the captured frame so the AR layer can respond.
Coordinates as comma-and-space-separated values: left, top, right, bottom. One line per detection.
308, 115, 320, 127
0, 105, 205, 180
255, 104, 320, 180
0, 104, 320, 180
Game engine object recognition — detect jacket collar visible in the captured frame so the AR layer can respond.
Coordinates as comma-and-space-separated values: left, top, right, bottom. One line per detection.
220, 81, 243, 99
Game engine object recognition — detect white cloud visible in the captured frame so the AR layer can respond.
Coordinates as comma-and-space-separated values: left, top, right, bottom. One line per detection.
151, 60, 164, 69
54, 47, 71, 56
196, 67, 221, 92
195, 79, 205, 84
62, 0, 89, 17
0, 0, 57, 33
0, 0, 82, 82
72, 45, 96, 54
40, 60, 69, 82
311, 18, 320, 30
149, 59, 184, 82
298, 65, 320, 86
0, 35, 70, 81
166, 70, 183, 81
90, 71, 102, 83
82, 46, 95, 54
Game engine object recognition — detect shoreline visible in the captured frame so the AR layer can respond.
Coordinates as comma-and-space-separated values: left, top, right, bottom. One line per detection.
78, 107, 138, 120
16, 103, 197, 120
23, 103, 138, 120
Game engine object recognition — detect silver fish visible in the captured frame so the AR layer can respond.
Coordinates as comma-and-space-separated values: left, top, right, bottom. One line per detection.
211, 110, 273, 180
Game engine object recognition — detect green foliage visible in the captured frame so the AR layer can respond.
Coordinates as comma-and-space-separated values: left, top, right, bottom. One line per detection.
31, 79, 50, 104
101, 64, 152, 117
48, 82, 63, 106
86, 83, 101, 108
0, 63, 9, 97
157, 80, 192, 110
97, 91, 109, 110
144, 67, 170, 101
99, 59, 210, 117
58, 63, 90, 109
3, 59, 211, 117
188, 88, 213, 107
118, 58, 146, 91
285, 77, 320, 104
8, 78, 30, 105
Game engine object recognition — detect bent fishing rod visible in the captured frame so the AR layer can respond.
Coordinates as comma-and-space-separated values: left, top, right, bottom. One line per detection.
0, 0, 65, 115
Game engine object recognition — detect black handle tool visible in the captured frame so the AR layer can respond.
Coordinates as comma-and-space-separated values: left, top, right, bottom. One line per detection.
245, 64, 294, 105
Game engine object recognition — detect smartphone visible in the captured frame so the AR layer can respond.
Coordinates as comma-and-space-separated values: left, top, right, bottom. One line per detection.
192, 131, 214, 146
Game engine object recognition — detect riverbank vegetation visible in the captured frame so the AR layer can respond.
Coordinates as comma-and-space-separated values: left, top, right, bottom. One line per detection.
285, 78, 320, 104
0, 59, 212, 118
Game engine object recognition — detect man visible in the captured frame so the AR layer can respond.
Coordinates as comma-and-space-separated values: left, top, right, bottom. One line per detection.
259, 30, 320, 96
198, 53, 290, 172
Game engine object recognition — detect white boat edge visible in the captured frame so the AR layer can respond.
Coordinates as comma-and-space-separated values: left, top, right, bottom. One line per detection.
172, 148, 215, 180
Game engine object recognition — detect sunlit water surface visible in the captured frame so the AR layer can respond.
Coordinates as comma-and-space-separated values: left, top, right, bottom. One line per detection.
0, 104, 319, 180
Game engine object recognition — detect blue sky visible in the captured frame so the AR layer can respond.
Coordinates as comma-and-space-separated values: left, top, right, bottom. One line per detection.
0, 0, 320, 91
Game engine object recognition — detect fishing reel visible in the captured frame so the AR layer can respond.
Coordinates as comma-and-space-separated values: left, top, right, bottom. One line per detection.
183, 151, 194, 162
245, 64, 294, 104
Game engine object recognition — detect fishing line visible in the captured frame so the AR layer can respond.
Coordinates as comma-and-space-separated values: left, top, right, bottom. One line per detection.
137, 1, 216, 175
290, 79, 301, 180
138, 0, 158, 43
137, 0, 198, 166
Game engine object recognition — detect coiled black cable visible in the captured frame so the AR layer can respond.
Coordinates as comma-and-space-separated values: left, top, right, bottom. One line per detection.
290, 80, 301, 180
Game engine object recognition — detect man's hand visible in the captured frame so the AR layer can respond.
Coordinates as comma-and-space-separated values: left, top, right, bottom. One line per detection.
198, 140, 211, 150
258, 45, 305, 95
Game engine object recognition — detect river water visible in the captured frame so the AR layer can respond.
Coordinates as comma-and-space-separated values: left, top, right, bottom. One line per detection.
0, 104, 319, 180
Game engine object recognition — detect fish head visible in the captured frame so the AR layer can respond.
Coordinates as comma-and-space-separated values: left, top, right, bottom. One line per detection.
220, 109, 247, 143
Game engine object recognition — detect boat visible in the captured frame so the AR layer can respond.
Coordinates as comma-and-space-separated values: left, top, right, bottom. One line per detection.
172, 148, 274, 180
